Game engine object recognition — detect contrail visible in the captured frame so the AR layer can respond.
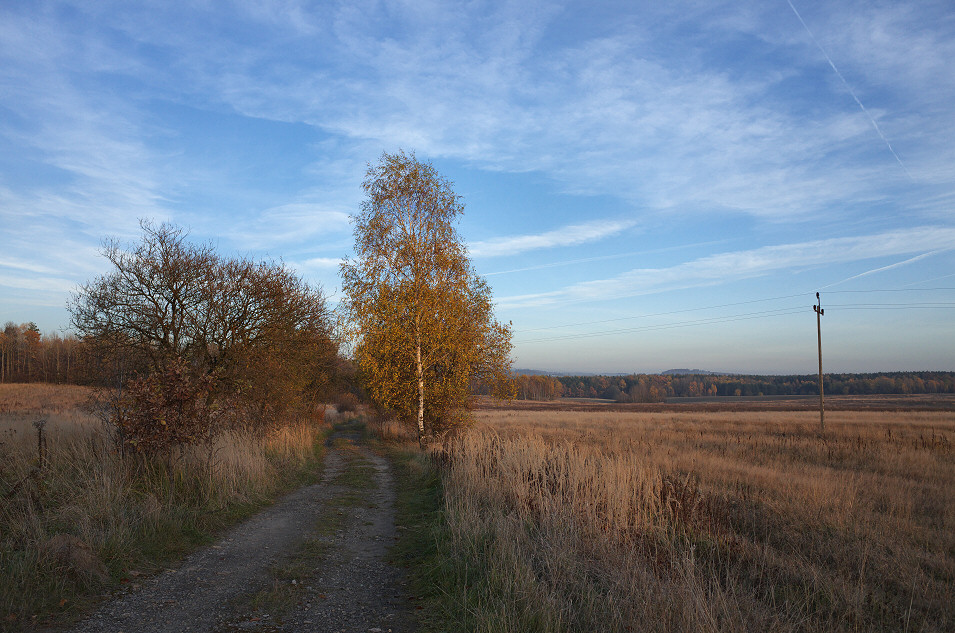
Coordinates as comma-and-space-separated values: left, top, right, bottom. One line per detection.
819, 250, 942, 289
786, 0, 913, 181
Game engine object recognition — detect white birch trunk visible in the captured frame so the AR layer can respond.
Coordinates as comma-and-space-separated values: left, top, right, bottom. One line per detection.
416, 321, 425, 445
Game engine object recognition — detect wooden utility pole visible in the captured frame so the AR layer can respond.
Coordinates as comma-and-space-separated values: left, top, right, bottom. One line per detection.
814, 292, 825, 432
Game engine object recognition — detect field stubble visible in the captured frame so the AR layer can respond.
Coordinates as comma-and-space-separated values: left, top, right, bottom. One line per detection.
439, 408, 954, 632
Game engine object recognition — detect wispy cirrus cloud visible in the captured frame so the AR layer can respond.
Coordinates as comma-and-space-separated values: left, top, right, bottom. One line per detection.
498, 226, 955, 309
4, 0, 955, 362
222, 204, 351, 249
0, 256, 63, 276
298, 256, 344, 270
170, 1, 950, 223
10, 0, 950, 229
469, 219, 638, 258
0, 274, 76, 294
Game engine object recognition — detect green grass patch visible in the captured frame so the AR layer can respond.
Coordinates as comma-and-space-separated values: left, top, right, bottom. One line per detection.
313, 509, 347, 537
387, 447, 463, 632
332, 460, 377, 490
387, 445, 563, 633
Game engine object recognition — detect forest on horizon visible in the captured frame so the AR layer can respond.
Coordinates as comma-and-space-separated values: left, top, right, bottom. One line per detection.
512, 370, 955, 402
4, 320, 954, 404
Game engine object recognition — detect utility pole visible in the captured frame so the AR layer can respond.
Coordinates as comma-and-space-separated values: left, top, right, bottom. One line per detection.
814, 292, 825, 432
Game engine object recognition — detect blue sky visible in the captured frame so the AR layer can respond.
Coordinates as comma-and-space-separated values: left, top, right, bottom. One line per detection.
2, 0, 954, 374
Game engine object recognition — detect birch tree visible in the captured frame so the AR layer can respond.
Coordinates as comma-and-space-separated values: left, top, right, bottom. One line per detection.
340, 151, 512, 442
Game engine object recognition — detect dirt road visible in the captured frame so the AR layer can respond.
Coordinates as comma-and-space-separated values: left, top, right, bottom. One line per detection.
63, 424, 414, 633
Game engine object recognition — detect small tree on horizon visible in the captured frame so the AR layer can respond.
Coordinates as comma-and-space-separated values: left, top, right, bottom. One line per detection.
340, 150, 512, 443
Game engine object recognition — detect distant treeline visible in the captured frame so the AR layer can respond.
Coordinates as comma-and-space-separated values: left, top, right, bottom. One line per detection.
9, 318, 954, 405
512, 371, 955, 402
0, 322, 92, 384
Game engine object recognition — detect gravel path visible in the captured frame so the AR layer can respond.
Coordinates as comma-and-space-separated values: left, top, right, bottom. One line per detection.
62, 430, 414, 633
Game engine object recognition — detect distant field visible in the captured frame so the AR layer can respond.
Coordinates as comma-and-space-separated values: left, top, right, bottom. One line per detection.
476, 393, 955, 412
0, 383, 98, 443
0, 382, 94, 412
439, 405, 955, 631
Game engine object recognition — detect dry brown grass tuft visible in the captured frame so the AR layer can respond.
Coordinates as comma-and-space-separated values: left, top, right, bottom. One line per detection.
368, 411, 419, 444
439, 409, 954, 632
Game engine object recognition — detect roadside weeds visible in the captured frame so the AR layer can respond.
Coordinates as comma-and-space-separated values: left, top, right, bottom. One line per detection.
0, 420, 328, 632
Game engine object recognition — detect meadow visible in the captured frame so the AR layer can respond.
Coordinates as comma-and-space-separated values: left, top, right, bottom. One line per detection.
6, 382, 954, 632
426, 407, 954, 632
0, 383, 330, 630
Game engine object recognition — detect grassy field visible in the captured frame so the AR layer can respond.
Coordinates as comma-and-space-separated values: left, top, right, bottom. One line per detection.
411, 407, 954, 632
9, 383, 952, 631
0, 383, 331, 631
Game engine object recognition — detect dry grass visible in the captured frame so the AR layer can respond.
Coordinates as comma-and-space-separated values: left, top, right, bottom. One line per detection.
0, 383, 329, 630
0, 383, 99, 440
437, 409, 954, 632
0, 383, 95, 411
371, 413, 419, 444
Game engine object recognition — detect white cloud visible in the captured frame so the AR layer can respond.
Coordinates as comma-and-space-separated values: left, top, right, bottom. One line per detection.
0, 274, 77, 294
10, 0, 947, 227
299, 256, 344, 269
470, 219, 638, 257
4, 0, 955, 334
0, 9, 172, 235
497, 226, 955, 309
0, 257, 61, 276
223, 204, 351, 248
